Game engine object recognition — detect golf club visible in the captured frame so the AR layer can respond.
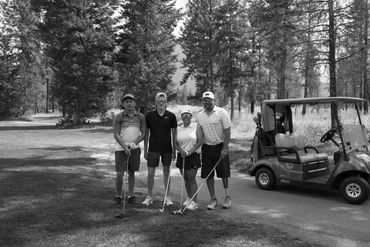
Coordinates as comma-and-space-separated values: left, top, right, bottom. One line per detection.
172, 156, 186, 215
159, 161, 172, 213
115, 155, 130, 218
180, 157, 223, 213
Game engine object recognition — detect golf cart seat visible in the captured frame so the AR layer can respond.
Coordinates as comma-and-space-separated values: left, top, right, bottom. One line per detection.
275, 133, 328, 164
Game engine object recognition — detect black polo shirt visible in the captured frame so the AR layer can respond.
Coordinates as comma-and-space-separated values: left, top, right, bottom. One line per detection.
146, 110, 177, 153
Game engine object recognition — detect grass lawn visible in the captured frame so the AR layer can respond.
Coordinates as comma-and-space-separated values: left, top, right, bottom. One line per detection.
0, 116, 316, 247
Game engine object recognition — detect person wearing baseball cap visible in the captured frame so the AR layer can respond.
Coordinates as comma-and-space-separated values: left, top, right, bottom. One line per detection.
113, 93, 146, 204
196, 91, 232, 209
142, 92, 178, 206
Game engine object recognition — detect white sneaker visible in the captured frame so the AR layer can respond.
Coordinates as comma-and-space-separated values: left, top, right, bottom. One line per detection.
183, 197, 191, 206
142, 196, 153, 205
165, 196, 173, 206
207, 198, 217, 210
186, 201, 198, 211
222, 196, 231, 209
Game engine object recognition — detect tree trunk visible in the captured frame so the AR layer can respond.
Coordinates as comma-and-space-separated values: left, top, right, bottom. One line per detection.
363, 0, 369, 113
328, 0, 338, 127
46, 78, 49, 113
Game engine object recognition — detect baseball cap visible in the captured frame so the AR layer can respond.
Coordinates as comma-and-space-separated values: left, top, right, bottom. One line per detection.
181, 109, 192, 115
155, 92, 167, 101
122, 93, 135, 101
202, 91, 215, 100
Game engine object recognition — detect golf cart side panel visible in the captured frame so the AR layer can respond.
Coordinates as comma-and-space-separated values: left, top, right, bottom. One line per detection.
276, 160, 330, 181
333, 155, 370, 177
249, 158, 278, 176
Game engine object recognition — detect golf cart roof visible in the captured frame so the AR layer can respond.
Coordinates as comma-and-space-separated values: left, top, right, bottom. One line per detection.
263, 97, 365, 106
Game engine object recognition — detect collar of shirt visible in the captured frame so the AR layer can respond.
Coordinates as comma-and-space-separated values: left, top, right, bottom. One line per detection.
123, 110, 137, 117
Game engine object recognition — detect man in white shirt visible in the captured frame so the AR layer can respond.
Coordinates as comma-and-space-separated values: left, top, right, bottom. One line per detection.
196, 91, 232, 209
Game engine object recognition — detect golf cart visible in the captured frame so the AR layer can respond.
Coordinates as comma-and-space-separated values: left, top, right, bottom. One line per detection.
249, 97, 370, 204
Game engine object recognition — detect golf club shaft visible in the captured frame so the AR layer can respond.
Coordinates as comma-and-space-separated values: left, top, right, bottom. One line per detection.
179, 156, 185, 211
182, 157, 222, 212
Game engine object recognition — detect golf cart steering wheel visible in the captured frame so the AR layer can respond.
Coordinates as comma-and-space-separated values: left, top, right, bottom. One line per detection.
320, 129, 336, 143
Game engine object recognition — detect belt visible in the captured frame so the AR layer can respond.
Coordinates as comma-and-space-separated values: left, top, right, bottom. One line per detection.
203, 143, 223, 148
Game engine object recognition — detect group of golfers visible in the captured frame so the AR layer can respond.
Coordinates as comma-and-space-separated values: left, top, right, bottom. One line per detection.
113, 91, 232, 211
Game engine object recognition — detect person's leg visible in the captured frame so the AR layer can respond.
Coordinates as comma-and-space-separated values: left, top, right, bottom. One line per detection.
147, 166, 156, 196
162, 165, 170, 195
183, 169, 192, 199
116, 171, 123, 196
114, 151, 126, 203
143, 152, 159, 205
217, 154, 231, 209
187, 168, 198, 202
128, 148, 141, 199
206, 176, 216, 199
128, 170, 135, 196
162, 152, 173, 205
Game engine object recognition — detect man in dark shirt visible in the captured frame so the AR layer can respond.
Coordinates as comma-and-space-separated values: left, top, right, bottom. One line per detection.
142, 92, 177, 206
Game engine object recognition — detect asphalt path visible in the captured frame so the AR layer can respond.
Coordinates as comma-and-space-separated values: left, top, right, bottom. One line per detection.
136, 165, 370, 247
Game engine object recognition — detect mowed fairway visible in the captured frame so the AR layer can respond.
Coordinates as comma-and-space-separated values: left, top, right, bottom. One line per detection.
0, 119, 316, 247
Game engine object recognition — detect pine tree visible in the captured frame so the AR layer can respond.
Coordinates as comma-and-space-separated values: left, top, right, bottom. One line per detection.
38, 0, 119, 125
115, 0, 180, 112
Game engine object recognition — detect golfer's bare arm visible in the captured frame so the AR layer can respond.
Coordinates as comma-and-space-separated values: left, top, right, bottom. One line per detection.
113, 117, 130, 154
144, 127, 150, 159
171, 128, 177, 160
221, 127, 231, 158
188, 125, 204, 155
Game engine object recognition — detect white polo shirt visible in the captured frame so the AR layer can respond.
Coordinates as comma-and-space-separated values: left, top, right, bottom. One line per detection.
196, 106, 231, 145
176, 122, 200, 153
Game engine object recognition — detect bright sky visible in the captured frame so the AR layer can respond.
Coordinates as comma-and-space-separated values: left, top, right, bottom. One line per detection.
175, 0, 188, 9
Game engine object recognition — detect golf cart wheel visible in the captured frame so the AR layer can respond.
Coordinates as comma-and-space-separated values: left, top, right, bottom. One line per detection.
340, 176, 370, 204
255, 168, 275, 190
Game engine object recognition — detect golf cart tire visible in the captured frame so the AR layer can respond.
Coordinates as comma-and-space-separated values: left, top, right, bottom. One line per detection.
255, 168, 276, 190
339, 176, 370, 204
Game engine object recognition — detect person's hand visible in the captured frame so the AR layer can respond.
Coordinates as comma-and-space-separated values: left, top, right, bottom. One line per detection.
180, 149, 187, 157
129, 143, 137, 149
220, 147, 229, 159
144, 150, 148, 160
124, 147, 131, 156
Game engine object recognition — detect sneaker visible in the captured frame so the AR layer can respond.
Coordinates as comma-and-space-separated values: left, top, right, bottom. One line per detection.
222, 196, 232, 209
142, 196, 153, 205
183, 197, 191, 206
186, 201, 198, 211
128, 196, 136, 204
165, 196, 174, 206
207, 198, 217, 210
114, 196, 122, 204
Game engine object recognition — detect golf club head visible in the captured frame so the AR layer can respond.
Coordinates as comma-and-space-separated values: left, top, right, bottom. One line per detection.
114, 213, 124, 218
159, 208, 165, 213
172, 210, 183, 215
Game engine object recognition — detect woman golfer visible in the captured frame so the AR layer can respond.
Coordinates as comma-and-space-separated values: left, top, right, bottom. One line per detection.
174, 109, 203, 210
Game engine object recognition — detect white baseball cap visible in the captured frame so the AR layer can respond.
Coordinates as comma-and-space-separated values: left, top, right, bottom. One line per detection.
202, 91, 215, 100
155, 92, 167, 101
181, 109, 192, 115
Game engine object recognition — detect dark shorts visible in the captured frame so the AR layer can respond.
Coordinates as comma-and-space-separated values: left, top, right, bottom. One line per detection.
176, 152, 201, 170
115, 148, 141, 172
201, 143, 230, 178
147, 152, 172, 167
